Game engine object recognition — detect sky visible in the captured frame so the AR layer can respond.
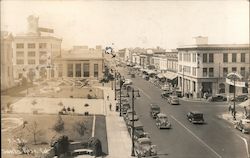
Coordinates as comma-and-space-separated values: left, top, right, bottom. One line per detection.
1, 0, 249, 50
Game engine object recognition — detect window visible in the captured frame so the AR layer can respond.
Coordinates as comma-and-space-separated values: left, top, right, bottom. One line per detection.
203, 54, 207, 63
28, 43, 36, 48
39, 43, 47, 49
209, 68, 214, 77
28, 51, 36, 57
229, 85, 235, 93
192, 53, 196, 62
223, 53, 228, 63
28, 59, 36, 65
16, 43, 24, 49
16, 59, 24, 64
223, 67, 228, 77
16, 51, 24, 57
179, 53, 182, 61
39, 51, 47, 59
67, 64, 73, 77
203, 68, 207, 77
83, 63, 90, 77
193, 81, 196, 92
39, 59, 47, 65
208, 54, 214, 63
240, 67, 245, 77
192, 67, 196, 76
58, 64, 63, 77
94, 64, 98, 77
232, 53, 237, 62
75, 64, 81, 77
232, 67, 237, 72
241, 53, 245, 62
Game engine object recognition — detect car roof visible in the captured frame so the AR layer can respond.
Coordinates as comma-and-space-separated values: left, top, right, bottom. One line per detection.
157, 113, 167, 117
190, 111, 203, 114
137, 137, 151, 143
241, 119, 250, 123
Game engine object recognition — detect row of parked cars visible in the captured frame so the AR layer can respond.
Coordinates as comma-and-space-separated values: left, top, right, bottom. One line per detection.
117, 92, 159, 158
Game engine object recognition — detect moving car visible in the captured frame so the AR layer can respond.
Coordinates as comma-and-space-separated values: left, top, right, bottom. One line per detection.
150, 104, 161, 119
230, 94, 248, 102
168, 95, 180, 105
207, 94, 227, 102
234, 119, 250, 134
155, 113, 171, 129
161, 91, 172, 99
187, 111, 205, 124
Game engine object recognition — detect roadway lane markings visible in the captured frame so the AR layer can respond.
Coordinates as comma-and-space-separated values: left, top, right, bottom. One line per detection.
237, 134, 250, 158
170, 115, 222, 158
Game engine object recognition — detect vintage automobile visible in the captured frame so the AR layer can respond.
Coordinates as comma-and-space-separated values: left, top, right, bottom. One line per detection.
187, 111, 205, 124
126, 114, 139, 126
234, 119, 250, 134
128, 120, 150, 140
155, 113, 171, 129
168, 95, 180, 105
230, 94, 248, 102
124, 109, 136, 119
134, 138, 158, 158
150, 104, 161, 119
161, 91, 172, 99
121, 103, 131, 114
124, 79, 133, 85
207, 94, 227, 102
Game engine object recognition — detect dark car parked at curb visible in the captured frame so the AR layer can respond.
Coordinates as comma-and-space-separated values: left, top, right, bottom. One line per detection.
187, 111, 205, 124
150, 104, 161, 119
207, 94, 227, 102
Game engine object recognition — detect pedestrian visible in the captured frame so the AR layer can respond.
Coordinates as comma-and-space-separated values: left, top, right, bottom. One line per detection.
107, 95, 109, 101
72, 107, 75, 113
109, 103, 112, 111
228, 105, 231, 113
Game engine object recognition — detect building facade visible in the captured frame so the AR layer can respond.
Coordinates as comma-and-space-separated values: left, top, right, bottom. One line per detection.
177, 40, 249, 98
1, 32, 15, 91
54, 46, 104, 80
12, 15, 62, 81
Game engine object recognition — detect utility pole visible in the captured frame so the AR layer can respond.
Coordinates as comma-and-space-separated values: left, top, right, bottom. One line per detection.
233, 76, 236, 120
182, 67, 185, 97
119, 77, 122, 117
131, 88, 135, 156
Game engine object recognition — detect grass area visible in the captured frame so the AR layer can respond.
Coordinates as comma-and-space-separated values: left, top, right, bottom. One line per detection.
2, 113, 93, 158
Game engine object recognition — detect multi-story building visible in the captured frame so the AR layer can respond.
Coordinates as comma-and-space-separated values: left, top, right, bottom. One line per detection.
54, 46, 104, 80
13, 15, 62, 81
177, 37, 249, 98
132, 53, 140, 66
1, 31, 15, 91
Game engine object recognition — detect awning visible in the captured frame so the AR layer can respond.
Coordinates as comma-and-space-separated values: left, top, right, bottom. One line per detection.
157, 73, 165, 79
147, 70, 157, 75
163, 71, 178, 80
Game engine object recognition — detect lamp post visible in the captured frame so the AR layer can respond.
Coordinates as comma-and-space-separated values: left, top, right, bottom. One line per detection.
182, 67, 185, 97
114, 71, 117, 100
126, 87, 140, 156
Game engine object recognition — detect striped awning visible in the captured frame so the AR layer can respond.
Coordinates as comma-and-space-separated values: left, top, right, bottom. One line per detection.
163, 71, 178, 80
157, 73, 165, 79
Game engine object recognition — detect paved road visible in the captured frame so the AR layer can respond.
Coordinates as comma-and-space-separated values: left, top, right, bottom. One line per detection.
118, 67, 249, 158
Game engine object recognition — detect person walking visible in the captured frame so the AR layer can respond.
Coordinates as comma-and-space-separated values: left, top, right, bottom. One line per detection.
107, 95, 109, 101
109, 103, 112, 111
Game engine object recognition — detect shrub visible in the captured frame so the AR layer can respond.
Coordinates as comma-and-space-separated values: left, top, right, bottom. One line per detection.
73, 121, 87, 136
53, 115, 64, 132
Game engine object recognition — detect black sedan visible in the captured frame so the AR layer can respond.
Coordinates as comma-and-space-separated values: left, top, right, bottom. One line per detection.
207, 94, 227, 102
230, 94, 248, 102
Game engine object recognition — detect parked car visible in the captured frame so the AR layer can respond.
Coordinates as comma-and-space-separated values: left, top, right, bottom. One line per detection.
155, 113, 171, 129
126, 115, 139, 126
168, 95, 180, 105
121, 103, 131, 114
230, 94, 248, 102
234, 119, 250, 134
124, 79, 133, 85
124, 109, 136, 120
208, 94, 227, 102
150, 104, 161, 119
127, 120, 150, 140
134, 138, 158, 157
187, 111, 205, 124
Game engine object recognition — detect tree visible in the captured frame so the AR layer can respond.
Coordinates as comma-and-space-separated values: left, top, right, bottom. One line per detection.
26, 121, 43, 145
73, 121, 87, 136
53, 115, 64, 132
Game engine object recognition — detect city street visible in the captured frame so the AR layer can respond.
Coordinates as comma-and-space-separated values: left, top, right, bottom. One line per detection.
119, 67, 249, 158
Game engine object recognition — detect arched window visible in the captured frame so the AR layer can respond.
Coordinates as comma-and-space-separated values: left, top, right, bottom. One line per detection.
219, 83, 225, 93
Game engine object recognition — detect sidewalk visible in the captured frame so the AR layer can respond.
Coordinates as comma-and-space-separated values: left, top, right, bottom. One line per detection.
180, 97, 207, 103
96, 86, 133, 158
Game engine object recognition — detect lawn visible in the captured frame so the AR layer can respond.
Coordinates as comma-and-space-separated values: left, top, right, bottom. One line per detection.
2, 113, 93, 158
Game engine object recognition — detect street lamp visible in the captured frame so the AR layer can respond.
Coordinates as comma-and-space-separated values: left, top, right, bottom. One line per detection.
126, 87, 140, 156
182, 66, 185, 97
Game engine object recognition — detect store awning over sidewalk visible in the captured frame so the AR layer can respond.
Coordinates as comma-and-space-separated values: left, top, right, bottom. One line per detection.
163, 71, 178, 80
